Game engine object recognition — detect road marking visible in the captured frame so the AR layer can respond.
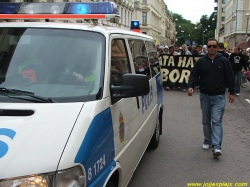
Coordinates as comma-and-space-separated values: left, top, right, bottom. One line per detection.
246, 99, 250, 104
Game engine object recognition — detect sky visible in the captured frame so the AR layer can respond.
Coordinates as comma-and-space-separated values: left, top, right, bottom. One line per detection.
165, 0, 216, 24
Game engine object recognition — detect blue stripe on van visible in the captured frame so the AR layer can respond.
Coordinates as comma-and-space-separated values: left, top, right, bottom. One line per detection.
88, 161, 116, 187
74, 107, 115, 186
156, 73, 163, 104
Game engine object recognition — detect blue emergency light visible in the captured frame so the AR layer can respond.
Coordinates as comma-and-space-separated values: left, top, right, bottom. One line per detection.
130, 20, 140, 33
67, 2, 119, 15
0, 2, 120, 20
0, 3, 19, 14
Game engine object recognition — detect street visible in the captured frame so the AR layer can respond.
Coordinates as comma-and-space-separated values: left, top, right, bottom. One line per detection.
128, 85, 250, 186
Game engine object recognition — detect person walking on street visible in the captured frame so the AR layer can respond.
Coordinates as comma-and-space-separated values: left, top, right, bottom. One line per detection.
192, 45, 202, 56
187, 38, 235, 158
241, 48, 249, 88
229, 46, 247, 95
169, 45, 178, 56
178, 44, 192, 92
178, 44, 192, 55
164, 46, 169, 54
217, 42, 229, 59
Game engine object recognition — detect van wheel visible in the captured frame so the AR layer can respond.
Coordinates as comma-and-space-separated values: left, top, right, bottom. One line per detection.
106, 181, 116, 187
149, 117, 160, 149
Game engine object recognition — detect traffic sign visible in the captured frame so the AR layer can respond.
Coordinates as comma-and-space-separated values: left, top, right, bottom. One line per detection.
224, 42, 228, 48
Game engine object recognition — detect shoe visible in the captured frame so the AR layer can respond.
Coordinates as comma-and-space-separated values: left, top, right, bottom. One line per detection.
166, 87, 170, 91
213, 149, 222, 157
242, 84, 246, 88
236, 93, 240, 96
202, 144, 211, 150
182, 89, 186, 92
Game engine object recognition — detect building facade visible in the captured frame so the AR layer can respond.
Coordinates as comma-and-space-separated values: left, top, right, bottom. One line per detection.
133, 0, 175, 45
215, 0, 250, 49
1, 0, 176, 45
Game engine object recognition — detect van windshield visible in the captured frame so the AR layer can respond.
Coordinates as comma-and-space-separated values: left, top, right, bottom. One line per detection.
0, 28, 105, 103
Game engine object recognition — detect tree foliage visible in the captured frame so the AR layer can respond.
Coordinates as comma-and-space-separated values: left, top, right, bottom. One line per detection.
173, 12, 216, 46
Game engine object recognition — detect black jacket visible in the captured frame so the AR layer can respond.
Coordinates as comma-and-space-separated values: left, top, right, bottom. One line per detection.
188, 53, 235, 95
218, 51, 229, 59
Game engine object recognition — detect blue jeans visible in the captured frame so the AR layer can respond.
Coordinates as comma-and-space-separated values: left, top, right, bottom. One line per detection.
200, 93, 226, 151
233, 70, 242, 93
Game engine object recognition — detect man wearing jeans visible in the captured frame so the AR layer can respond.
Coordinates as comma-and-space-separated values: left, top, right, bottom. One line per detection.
229, 47, 247, 95
187, 38, 235, 158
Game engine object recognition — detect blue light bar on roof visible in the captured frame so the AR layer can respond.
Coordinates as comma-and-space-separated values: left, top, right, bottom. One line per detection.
0, 2, 120, 21
0, 3, 20, 14
66, 2, 119, 15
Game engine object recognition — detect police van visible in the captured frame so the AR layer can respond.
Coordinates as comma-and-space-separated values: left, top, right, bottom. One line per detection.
0, 2, 164, 187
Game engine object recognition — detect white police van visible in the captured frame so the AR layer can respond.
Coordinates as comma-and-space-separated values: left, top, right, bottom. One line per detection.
0, 2, 163, 187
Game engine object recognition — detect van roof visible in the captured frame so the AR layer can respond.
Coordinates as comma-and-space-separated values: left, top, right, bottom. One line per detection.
0, 22, 153, 40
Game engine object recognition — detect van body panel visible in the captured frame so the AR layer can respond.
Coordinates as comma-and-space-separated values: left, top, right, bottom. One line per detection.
57, 100, 115, 186
0, 103, 83, 179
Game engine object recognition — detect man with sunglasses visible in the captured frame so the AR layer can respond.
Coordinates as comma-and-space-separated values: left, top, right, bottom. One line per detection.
187, 38, 235, 158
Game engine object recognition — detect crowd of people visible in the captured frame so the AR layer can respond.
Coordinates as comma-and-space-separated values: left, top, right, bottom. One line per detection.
158, 38, 250, 158
156, 43, 250, 95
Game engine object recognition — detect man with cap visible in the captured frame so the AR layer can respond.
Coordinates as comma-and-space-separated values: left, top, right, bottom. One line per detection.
164, 46, 169, 54
157, 46, 165, 55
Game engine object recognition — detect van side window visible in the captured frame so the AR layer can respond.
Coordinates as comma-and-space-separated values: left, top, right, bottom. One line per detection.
111, 39, 131, 86
145, 41, 160, 77
128, 39, 151, 79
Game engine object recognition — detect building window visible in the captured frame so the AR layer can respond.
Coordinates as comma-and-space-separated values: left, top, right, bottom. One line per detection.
121, 8, 123, 25
142, 0, 147, 3
222, 17, 225, 21
222, 0, 226, 4
125, 10, 127, 26
142, 12, 147, 24
222, 7, 225, 13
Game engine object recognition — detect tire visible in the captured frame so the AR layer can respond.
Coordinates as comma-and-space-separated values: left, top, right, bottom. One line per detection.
148, 117, 160, 149
106, 180, 117, 187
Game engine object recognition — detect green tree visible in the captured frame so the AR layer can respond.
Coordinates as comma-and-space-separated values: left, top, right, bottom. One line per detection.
194, 13, 217, 45
172, 12, 216, 47
173, 13, 195, 46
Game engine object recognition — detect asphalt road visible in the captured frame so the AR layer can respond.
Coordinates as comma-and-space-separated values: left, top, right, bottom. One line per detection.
128, 85, 250, 187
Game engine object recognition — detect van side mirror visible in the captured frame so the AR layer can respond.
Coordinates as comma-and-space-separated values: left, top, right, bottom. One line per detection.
111, 74, 150, 98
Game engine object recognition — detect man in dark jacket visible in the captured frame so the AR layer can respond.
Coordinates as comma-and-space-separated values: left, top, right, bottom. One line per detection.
217, 42, 229, 59
192, 45, 202, 56
187, 38, 235, 158
229, 46, 247, 95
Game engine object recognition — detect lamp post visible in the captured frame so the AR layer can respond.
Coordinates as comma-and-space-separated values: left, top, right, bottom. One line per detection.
244, 13, 250, 48
180, 30, 185, 44
202, 28, 208, 45
203, 31, 205, 45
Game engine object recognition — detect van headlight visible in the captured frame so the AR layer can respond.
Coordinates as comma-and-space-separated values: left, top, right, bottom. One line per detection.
0, 174, 54, 187
0, 166, 85, 187
56, 166, 85, 187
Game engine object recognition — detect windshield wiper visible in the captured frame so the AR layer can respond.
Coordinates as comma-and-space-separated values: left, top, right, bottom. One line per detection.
0, 87, 56, 103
